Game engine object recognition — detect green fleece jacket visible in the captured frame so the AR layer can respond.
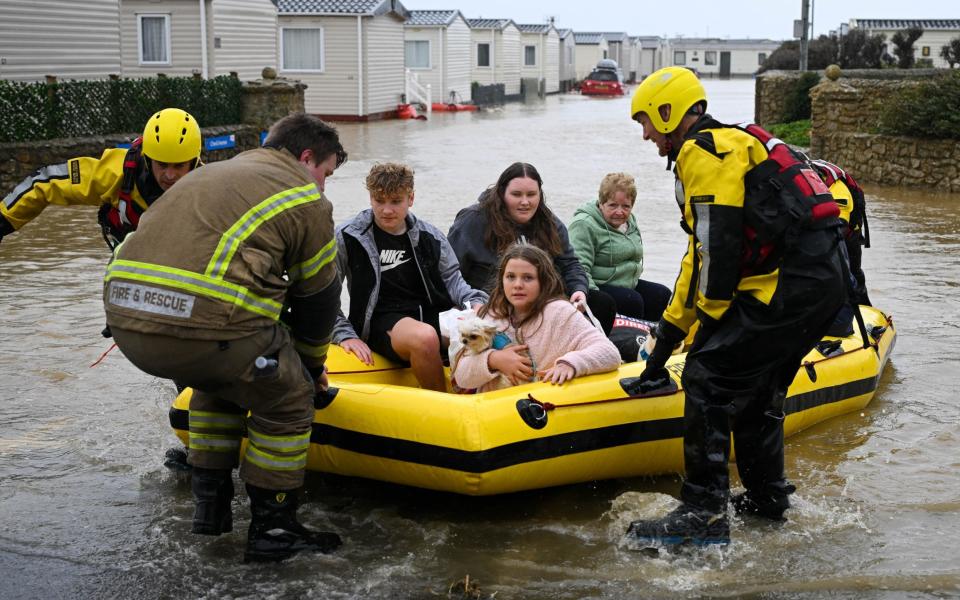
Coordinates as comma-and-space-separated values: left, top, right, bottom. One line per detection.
568, 200, 644, 290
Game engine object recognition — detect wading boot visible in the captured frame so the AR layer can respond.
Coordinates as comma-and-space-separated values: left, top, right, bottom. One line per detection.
244, 484, 342, 563
626, 503, 730, 547
730, 491, 792, 522
191, 467, 233, 535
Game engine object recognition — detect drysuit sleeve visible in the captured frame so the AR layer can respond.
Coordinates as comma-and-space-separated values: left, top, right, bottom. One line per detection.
662, 139, 748, 332
1, 149, 126, 232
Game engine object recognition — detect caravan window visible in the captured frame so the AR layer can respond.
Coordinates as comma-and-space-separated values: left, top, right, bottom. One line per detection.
138, 14, 171, 65
281, 27, 324, 72
524, 45, 537, 66
405, 41, 431, 69
478, 43, 491, 67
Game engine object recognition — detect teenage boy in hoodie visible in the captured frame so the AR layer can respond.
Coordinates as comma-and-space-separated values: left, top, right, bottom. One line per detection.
334, 163, 488, 391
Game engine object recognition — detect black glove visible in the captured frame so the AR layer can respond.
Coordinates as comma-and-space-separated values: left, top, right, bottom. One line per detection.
0, 215, 14, 243
636, 365, 672, 395
639, 320, 685, 375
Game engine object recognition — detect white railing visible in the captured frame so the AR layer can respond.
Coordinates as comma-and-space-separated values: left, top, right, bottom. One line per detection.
405, 69, 432, 115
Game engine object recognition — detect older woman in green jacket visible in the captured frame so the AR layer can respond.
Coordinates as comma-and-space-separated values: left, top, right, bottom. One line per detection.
569, 172, 671, 322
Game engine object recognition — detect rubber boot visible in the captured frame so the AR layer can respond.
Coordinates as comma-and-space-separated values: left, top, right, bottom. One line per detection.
626, 503, 730, 547
244, 484, 342, 563
191, 468, 234, 535
730, 484, 795, 522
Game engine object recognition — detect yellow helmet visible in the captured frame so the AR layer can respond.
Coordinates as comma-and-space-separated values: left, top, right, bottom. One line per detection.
630, 67, 706, 133
141, 108, 202, 164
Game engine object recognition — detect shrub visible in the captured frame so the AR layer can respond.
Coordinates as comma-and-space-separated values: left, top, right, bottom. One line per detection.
768, 120, 811, 147
783, 71, 821, 122
878, 71, 960, 139
942, 37, 960, 68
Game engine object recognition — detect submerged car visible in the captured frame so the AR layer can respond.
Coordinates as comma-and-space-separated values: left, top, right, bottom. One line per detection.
580, 68, 624, 96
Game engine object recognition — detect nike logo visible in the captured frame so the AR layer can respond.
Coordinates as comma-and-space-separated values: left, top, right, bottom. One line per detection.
380, 249, 411, 271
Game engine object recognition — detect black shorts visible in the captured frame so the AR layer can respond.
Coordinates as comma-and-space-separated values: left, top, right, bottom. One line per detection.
367, 307, 442, 364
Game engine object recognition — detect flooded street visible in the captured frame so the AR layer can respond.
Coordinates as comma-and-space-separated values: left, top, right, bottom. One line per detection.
1, 79, 958, 598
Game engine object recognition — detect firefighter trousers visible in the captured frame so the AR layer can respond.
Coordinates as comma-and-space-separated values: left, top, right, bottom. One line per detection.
111, 324, 316, 490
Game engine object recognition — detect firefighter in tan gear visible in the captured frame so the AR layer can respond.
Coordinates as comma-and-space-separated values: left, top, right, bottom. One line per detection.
1, 108, 202, 249
103, 113, 345, 563
624, 67, 846, 547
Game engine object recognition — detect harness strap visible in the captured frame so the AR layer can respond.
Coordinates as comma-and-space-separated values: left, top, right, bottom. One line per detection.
837, 240, 871, 350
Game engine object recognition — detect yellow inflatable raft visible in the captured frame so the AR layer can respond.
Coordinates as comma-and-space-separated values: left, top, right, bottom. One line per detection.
170, 305, 895, 496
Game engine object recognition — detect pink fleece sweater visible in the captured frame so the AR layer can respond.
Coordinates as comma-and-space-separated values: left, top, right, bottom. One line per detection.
452, 299, 621, 392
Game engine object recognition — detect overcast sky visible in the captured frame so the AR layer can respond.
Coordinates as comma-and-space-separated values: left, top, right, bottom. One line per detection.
404, 0, 957, 40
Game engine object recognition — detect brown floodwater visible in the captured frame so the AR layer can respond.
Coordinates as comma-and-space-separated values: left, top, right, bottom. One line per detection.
1, 79, 958, 599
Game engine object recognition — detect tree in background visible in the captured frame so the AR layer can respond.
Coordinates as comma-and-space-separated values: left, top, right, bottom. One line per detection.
942, 37, 960, 69
760, 31, 890, 73
838, 29, 887, 68
891, 27, 923, 68
808, 35, 839, 69
759, 40, 800, 71
760, 36, 838, 72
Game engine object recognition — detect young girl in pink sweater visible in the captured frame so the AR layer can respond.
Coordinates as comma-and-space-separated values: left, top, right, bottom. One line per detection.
452, 243, 621, 392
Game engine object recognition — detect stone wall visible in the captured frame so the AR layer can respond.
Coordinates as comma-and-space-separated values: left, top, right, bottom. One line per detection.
241, 68, 307, 128
0, 69, 305, 193
812, 132, 960, 192
755, 71, 809, 127
809, 72, 960, 192
809, 78, 923, 137
754, 68, 942, 128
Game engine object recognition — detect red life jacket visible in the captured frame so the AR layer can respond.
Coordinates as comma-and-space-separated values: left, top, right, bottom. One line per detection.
738, 123, 842, 275
811, 158, 870, 247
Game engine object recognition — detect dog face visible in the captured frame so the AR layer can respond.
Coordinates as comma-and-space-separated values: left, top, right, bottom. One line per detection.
457, 316, 499, 355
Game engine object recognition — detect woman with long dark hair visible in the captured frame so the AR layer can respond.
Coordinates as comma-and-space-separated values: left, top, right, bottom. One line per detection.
447, 162, 616, 333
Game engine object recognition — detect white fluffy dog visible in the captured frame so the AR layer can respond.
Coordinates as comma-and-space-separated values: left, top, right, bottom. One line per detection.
451, 315, 534, 390
457, 315, 500, 355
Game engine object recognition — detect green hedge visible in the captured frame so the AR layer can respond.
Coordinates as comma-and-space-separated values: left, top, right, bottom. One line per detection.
768, 120, 811, 147
783, 72, 821, 122
0, 75, 243, 144
878, 71, 960, 139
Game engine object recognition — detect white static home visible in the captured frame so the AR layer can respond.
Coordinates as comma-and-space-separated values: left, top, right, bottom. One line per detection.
668, 38, 781, 77
0, 0, 278, 82
404, 10, 472, 104
573, 32, 608, 81
467, 18, 522, 97
516, 23, 560, 94
277, 0, 409, 120
0, 0, 121, 81
558, 28, 576, 91
635, 35, 666, 78
601, 32, 630, 78
849, 18, 960, 68
121, 0, 279, 81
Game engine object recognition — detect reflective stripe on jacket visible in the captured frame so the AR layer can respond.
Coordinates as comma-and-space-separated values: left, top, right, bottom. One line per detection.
662, 117, 780, 336
103, 147, 337, 340
1, 147, 157, 233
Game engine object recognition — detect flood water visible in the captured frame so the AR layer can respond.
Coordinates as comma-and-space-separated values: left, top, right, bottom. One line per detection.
1, 79, 958, 599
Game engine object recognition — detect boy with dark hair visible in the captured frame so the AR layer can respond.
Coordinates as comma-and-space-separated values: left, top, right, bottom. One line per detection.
335, 162, 487, 392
